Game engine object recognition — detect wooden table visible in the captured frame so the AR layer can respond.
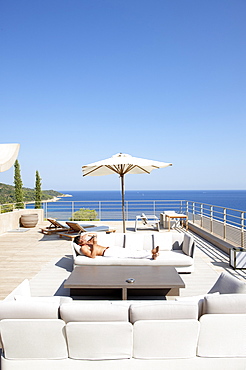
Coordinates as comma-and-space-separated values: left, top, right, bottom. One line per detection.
64, 266, 185, 300
165, 212, 188, 231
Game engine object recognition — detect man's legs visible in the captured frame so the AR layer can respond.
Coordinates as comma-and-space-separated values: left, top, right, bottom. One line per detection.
103, 246, 159, 259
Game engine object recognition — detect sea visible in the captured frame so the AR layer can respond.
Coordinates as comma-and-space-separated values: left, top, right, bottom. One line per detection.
58, 190, 246, 212
34, 189, 245, 223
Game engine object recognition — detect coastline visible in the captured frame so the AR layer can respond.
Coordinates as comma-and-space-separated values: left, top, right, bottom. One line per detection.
43, 193, 72, 203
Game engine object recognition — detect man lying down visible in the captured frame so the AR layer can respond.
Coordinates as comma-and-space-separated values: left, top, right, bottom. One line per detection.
74, 233, 159, 260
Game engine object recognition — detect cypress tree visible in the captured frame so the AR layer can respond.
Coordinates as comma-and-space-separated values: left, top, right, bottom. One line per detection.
35, 171, 42, 209
14, 160, 24, 208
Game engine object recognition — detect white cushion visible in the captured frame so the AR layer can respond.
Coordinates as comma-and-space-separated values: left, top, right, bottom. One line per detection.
130, 302, 198, 323
66, 322, 133, 360
176, 293, 220, 317
0, 319, 68, 359
198, 314, 246, 357
0, 301, 59, 319
124, 234, 144, 251
133, 320, 200, 359
14, 296, 72, 304
73, 242, 83, 255
143, 233, 154, 250
208, 272, 246, 294
74, 250, 193, 266
60, 302, 129, 323
153, 233, 172, 251
203, 294, 246, 314
3, 279, 31, 301
96, 233, 116, 248
182, 233, 194, 256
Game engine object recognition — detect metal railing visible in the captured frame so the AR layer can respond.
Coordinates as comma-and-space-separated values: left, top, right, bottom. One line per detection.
1, 199, 246, 248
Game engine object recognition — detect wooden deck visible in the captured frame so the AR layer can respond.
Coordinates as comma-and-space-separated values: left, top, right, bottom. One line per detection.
0, 221, 245, 300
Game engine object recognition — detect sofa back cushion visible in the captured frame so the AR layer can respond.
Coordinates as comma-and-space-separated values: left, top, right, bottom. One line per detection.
0, 319, 68, 359
60, 302, 129, 323
0, 301, 59, 319
176, 293, 220, 318
203, 294, 246, 314
133, 320, 199, 359
153, 233, 172, 251
197, 314, 246, 357
182, 233, 194, 256
3, 279, 31, 301
97, 233, 125, 248
143, 234, 154, 250
129, 301, 198, 323
124, 233, 144, 251
66, 322, 132, 360
207, 271, 246, 294
14, 295, 73, 305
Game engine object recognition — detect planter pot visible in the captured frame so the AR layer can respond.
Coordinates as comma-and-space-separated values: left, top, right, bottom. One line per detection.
20, 214, 39, 228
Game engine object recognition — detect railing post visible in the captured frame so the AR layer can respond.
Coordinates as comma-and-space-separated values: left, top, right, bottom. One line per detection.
99, 201, 101, 221
126, 201, 128, 221
153, 201, 156, 216
200, 204, 203, 228
223, 208, 226, 240
44, 202, 47, 220
192, 202, 195, 223
71, 201, 74, 220
241, 212, 244, 247
210, 206, 213, 234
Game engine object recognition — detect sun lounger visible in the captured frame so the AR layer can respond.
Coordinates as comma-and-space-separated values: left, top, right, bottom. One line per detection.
58, 222, 112, 240
40, 218, 69, 235
135, 213, 160, 232
40, 218, 96, 235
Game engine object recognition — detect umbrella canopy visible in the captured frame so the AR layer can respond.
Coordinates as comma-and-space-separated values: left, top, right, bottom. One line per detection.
82, 153, 172, 232
0, 144, 20, 172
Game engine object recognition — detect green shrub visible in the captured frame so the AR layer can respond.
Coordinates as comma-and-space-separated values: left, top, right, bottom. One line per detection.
70, 208, 98, 221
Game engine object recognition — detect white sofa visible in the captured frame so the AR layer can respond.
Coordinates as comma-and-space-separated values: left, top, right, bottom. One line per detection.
72, 232, 195, 273
0, 294, 246, 369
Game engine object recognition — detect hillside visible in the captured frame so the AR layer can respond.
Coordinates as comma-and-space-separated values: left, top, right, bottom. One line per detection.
0, 183, 64, 204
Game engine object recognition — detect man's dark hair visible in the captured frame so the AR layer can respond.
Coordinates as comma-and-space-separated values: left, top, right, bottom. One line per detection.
73, 235, 80, 245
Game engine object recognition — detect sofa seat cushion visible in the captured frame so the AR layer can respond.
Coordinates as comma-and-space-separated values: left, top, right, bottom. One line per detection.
66, 322, 133, 360
133, 320, 200, 359
73, 250, 193, 266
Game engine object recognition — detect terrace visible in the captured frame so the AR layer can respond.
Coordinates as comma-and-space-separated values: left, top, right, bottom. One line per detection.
0, 198, 245, 300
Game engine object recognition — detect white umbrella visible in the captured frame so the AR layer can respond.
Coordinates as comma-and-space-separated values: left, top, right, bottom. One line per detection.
82, 153, 172, 232
0, 144, 20, 172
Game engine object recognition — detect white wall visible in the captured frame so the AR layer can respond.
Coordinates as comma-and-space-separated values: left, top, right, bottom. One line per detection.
0, 209, 44, 234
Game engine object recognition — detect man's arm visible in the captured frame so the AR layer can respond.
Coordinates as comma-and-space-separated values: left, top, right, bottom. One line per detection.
80, 235, 97, 258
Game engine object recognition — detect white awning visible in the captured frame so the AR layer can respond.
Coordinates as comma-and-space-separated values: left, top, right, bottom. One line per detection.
0, 144, 20, 172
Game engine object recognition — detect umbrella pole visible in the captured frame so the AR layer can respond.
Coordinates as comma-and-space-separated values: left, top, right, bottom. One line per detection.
120, 174, 126, 233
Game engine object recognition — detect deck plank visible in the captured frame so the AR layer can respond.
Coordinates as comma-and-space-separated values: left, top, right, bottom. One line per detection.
0, 221, 245, 300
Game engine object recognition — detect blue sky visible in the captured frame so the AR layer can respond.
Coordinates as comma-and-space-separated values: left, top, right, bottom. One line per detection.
1, 0, 245, 191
